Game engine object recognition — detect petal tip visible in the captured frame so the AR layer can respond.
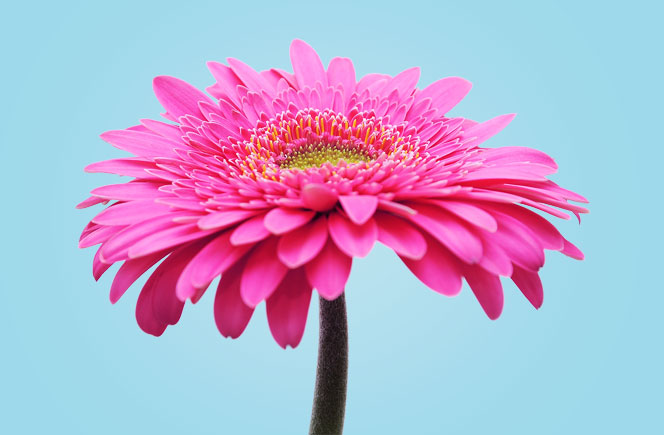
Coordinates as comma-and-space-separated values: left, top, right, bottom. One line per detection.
290, 38, 311, 50
152, 75, 173, 91
454, 76, 473, 89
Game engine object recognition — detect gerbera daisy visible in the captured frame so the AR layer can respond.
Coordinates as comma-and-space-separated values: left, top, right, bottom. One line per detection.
78, 39, 587, 434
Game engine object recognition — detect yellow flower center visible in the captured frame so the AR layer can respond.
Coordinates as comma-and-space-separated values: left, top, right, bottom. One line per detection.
280, 143, 371, 170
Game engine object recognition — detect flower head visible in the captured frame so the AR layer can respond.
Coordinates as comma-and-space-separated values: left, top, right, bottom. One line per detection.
79, 40, 588, 348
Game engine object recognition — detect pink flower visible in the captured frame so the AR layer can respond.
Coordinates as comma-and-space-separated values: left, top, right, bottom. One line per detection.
78, 40, 587, 348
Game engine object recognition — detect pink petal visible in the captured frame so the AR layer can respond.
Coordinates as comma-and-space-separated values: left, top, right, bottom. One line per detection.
381, 67, 420, 98
560, 238, 584, 260
99, 213, 189, 262
227, 58, 274, 94
519, 198, 574, 220
93, 249, 112, 280
127, 223, 213, 259
134, 241, 206, 336
492, 183, 569, 204
84, 158, 155, 178
305, 239, 352, 300
460, 167, 548, 183
461, 113, 516, 147
230, 213, 270, 245
259, 69, 287, 88
90, 182, 165, 201
99, 130, 180, 158
240, 237, 288, 307
377, 199, 417, 217
374, 212, 427, 260
449, 188, 521, 204
272, 68, 297, 87
206, 61, 242, 104
149, 242, 205, 326
140, 118, 184, 142
110, 251, 166, 304
401, 235, 462, 296
92, 200, 172, 226
127, 124, 150, 133
328, 212, 377, 258
463, 266, 504, 320
153, 75, 211, 121
135, 277, 167, 337
429, 200, 498, 232
263, 207, 315, 235
484, 218, 544, 271
214, 258, 254, 339
356, 73, 390, 94
76, 196, 108, 209
511, 265, 543, 309
155, 197, 205, 211
461, 119, 478, 130
301, 183, 338, 211
409, 204, 483, 264
266, 268, 313, 348
416, 77, 472, 115
545, 183, 589, 203
327, 57, 356, 99
481, 146, 558, 170
80, 225, 123, 249
487, 204, 563, 250
478, 238, 513, 277
290, 39, 327, 89
277, 216, 328, 268
81, 221, 99, 241
488, 213, 545, 271
176, 231, 251, 300
339, 195, 378, 225
197, 209, 261, 230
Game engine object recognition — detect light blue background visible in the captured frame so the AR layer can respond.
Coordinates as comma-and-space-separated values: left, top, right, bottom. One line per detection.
2, 1, 661, 433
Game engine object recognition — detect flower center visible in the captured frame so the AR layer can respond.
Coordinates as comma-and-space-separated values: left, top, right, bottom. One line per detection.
236, 108, 421, 180
279, 142, 372, 170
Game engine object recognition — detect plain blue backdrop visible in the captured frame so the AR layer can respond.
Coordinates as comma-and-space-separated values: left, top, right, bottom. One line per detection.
2, 1, 661, 433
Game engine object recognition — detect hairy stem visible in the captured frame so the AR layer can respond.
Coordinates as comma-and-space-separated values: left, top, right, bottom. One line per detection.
309, 295, 348, 435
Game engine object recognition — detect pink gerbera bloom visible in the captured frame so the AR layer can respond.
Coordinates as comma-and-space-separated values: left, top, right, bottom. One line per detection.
78, 40, 587, 350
